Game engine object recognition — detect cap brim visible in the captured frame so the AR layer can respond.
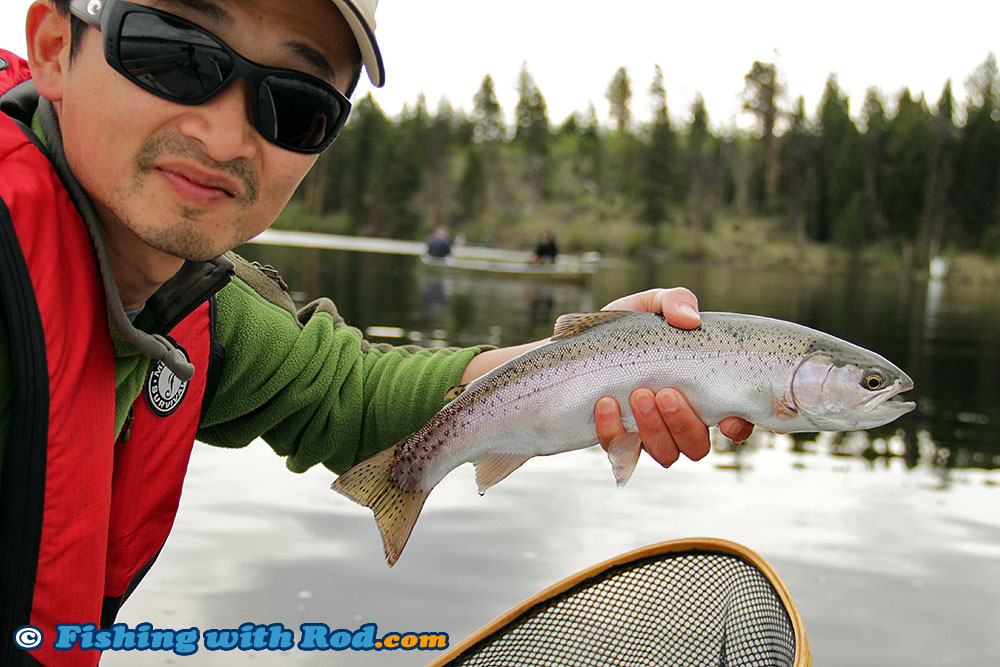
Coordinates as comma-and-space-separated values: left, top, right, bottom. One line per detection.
330, 0, 385, 87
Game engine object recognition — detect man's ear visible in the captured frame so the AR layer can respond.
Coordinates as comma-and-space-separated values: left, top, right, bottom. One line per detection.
25, 1, 73, 103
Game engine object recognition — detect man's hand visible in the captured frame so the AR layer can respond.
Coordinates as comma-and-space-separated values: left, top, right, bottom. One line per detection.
594, 288, 754, 469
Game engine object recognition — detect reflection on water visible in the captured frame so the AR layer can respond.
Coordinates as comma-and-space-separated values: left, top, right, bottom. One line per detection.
234, 244, 1000, 475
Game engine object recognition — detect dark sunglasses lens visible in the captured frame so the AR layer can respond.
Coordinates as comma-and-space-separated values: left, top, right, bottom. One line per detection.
256, 76, 348, 151
119, 12, 232, 101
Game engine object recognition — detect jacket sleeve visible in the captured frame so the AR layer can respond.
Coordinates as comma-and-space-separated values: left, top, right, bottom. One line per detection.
196, 259, 483, 475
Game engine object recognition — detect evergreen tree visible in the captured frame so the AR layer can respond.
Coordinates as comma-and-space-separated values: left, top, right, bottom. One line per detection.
688, 94, 711, 153
425, 98, 458, 229
301, 145, 331, 216
457, 146, 486, 223
884, 89, 933, 239
779, 95, 818, 245
381, 97, 432, 237
470, 75, 506, 234
606, 66, 632, 135
513, 62, 552, 199
953, 53, 1000, 245
577, 102, 604, 194
558, 112, 579, 138
638, 65, 676, 225
605, 67, 638, 198
860, 87, 889, 240
741, 61, 783, 207
916, 81, 956, 267
817, 75, 864, 245
514, 62, 550, 147
472, 74, 504, 144
338, 94, 392, 234
685, 93, 718, 249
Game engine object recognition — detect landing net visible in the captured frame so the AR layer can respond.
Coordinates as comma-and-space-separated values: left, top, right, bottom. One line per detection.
430, 538, 809, 667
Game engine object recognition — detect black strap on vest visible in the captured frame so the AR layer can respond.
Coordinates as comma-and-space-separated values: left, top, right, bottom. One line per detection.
202, 295, 226, 420
100, 547, 164, 629
0, 196, 51, 665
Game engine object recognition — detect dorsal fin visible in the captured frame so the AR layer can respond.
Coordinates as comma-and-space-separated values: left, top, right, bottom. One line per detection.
551, 311, 631, 341
444, 384, 468, 401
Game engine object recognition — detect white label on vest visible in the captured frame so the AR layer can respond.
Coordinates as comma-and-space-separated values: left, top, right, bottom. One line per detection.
145, 347, 190, 417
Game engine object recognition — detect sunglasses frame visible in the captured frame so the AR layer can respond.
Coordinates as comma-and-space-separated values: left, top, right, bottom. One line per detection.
69, 0, 352, 153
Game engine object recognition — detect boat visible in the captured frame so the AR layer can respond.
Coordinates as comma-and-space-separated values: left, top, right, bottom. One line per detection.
245, 229, 600, 284
420, 251, 600, 284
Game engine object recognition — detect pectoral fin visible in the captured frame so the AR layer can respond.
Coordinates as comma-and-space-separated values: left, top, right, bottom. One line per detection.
444, 384, 468, 401
607, 432, 643, 488
772, 392, 798, 418
474, 453, 531, 494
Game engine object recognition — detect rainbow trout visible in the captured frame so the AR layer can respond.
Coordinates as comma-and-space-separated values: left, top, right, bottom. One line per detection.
333, 311, 915, 565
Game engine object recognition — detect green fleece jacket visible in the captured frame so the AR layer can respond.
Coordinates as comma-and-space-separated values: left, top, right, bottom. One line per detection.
0, 98, 484, 483
142, 259, 481, 475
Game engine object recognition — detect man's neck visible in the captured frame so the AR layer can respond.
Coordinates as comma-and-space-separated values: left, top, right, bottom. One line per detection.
97, 207, 185, 311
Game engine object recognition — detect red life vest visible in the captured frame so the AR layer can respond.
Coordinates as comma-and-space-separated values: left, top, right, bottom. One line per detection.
0, 51, 218, 667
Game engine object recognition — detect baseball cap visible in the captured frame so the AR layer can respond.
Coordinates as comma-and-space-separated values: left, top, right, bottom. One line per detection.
331, 0, 385, 87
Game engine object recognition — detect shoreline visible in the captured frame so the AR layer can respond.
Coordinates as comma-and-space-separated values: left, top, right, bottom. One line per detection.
248, 227, 1000, 285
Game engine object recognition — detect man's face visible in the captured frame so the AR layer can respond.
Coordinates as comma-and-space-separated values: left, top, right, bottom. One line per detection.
57, 0, 359, 262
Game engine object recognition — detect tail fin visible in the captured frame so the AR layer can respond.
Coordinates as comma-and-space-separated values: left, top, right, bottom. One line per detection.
332, 446, 431, 567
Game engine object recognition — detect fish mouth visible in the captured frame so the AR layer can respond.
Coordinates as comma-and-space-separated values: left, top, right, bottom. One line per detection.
865, 378, 916, 416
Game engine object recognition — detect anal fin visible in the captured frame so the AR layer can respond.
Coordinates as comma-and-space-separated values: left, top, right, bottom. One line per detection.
474, 453, 531, 495
607, 432, 643, 487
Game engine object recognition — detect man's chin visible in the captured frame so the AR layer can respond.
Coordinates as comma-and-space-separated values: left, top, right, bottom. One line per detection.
142, 234, 232, 264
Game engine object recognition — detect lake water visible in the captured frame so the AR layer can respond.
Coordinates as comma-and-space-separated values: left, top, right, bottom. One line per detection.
107, 245, 1000, 666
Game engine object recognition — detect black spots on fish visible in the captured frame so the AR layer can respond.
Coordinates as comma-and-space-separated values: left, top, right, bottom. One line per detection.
728, 328, 752, 348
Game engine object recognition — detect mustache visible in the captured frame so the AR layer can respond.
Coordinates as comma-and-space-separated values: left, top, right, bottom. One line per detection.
135, 134, 260, 205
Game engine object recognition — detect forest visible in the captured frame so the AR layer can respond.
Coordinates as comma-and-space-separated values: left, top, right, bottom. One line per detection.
286, 53, 1000, 273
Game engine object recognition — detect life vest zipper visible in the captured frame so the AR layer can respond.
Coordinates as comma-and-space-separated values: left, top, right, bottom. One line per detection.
119, 405, 135, 444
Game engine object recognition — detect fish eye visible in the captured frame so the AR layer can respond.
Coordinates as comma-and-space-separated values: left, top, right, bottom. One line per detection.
863, 373, 885, 391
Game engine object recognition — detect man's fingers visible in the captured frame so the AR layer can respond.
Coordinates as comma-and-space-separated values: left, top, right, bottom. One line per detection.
595, 396, 625, 451
596, 388, 725, 471
655, 289, 700, 330
630, 388, 680, 468
719, 417, 754, 444
656, 388, 711, 461
601, 288, 701, 330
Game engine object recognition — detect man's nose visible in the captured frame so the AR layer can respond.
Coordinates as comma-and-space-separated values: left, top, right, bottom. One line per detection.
174, 78, 258, 162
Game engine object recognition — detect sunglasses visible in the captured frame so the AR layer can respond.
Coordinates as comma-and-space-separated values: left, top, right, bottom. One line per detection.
69, 0, 352, 153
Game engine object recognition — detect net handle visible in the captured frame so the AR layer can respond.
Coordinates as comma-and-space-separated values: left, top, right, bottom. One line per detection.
426, 537, 812, 667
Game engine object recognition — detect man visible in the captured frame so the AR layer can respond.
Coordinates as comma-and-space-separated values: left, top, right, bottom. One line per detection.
531, 230, 558, 264
0, 1, 752, 664
425, 224, 452, 258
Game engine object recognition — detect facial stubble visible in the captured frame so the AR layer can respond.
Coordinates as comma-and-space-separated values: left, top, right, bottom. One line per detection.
121, 133, 262, 261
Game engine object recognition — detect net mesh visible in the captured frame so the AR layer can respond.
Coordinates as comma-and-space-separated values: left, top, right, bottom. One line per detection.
444, 550, 796, 667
